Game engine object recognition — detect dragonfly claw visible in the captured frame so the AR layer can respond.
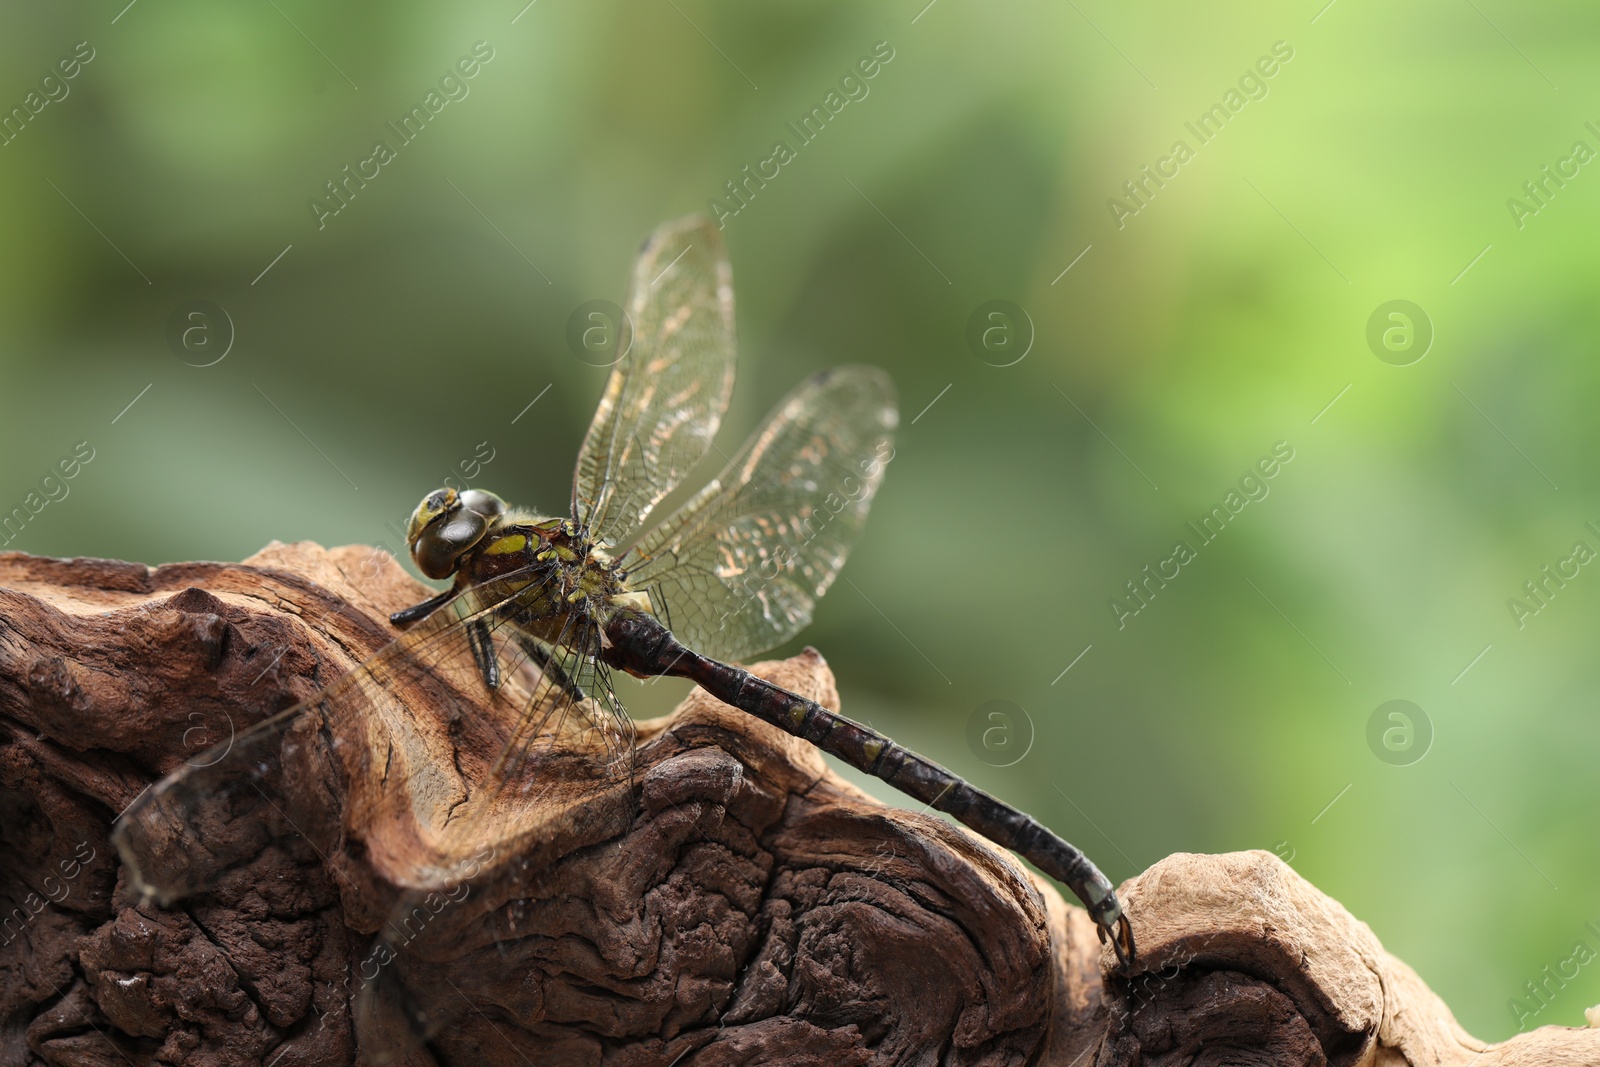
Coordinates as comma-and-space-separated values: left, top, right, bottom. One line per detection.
1096, 913, 1136, 969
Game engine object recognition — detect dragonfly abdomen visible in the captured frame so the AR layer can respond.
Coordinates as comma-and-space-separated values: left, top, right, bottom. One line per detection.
702, 660, 1124, 931
598, 608, 1131, 960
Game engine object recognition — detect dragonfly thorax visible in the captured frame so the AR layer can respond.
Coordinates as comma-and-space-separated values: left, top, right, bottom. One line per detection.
408, 485, 644, 641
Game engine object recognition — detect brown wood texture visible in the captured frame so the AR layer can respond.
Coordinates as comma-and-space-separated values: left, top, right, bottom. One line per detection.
1, 542, 1596, 1065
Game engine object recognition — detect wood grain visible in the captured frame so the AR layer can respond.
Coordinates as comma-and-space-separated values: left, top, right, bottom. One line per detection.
0, 542, 1594, 1065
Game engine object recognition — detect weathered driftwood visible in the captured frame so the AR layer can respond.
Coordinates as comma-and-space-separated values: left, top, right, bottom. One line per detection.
0, 542, 1595, 1066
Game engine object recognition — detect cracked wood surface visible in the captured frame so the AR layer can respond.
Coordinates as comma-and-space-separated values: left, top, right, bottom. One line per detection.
0, 542, 1596, 1065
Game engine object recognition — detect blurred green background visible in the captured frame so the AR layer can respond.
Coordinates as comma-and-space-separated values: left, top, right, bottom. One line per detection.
2, 0, 1596, 1038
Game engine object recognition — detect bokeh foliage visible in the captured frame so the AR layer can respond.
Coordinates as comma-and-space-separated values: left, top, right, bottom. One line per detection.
2, 0, 1596, 1037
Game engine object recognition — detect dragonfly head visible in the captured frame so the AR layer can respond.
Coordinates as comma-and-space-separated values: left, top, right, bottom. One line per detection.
405, 487, 507, 579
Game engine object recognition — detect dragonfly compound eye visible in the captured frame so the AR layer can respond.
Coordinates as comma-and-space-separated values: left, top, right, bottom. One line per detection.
412, 508, 489, 579
405, 487, 462, 545
458, 489, 507, 519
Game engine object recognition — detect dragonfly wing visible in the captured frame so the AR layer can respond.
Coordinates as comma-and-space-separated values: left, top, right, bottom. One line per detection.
353, 625, 636, 1061
111, 579, 511, 905
115, 571, 640, 1060
111, 702, 308, 905
571, 215, 737, 548
485, 615, 636, 794
621, 365, 897, 663
110, 570, 633, 906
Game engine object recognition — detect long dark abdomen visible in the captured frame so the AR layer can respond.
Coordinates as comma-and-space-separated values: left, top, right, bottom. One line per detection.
600, 609, 1129, 943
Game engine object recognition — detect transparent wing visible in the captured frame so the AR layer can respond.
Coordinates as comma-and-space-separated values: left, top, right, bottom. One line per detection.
111, 701, 308, 906
620, 366, 897, 663
571, 215, 737, 547
352, 634, 636, 1062
111, 570, 634, 907
485, 615, 635, 792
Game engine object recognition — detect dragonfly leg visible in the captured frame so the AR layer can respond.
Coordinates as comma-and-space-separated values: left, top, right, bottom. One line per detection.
513, 634, 587, 702
1098, 913, 1136, 969
467, 618, 500, 690
389, 586, 455, 626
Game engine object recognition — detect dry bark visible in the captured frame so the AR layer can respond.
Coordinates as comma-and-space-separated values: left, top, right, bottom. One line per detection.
0, 542, 1595, 1066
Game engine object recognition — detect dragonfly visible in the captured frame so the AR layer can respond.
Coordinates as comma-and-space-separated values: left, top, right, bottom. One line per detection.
112, 217, 1133, 1029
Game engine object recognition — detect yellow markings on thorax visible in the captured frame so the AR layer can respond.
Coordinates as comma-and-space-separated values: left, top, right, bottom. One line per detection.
484, 533, 528, 555
610, 590, 653, 614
